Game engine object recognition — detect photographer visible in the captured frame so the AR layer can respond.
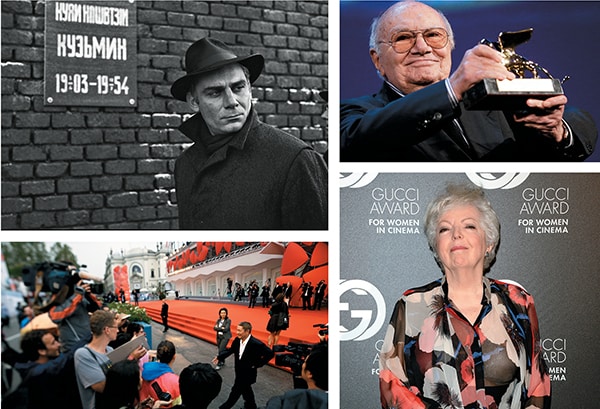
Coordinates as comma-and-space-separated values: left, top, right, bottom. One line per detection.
273, 324, 327, 390
49, 280, 103, 353
42, 264, 103, 353
312, 280, 327, 311
301, 282, 313, 311
261, 279, 271, 308
264, 345, 328, 409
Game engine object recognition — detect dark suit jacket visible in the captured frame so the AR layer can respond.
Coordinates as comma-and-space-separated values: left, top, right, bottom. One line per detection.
213, 317, 232, 341
341, 81, 597, 161
217, 335, 274, 385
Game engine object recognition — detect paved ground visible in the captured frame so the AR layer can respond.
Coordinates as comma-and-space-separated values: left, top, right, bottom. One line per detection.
2, 317, 297, 409
149, 319, 294, 408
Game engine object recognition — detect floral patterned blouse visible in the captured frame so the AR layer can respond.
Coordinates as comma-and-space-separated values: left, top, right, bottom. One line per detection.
379, 277, 551, 409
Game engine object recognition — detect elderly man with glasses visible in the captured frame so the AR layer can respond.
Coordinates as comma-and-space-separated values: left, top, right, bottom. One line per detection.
340, 1, 597, 161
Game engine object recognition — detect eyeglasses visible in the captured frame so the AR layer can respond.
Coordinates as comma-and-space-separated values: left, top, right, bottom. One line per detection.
379, 28, 450, 53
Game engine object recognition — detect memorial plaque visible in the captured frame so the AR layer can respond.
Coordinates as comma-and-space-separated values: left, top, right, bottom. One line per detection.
44, 0, 137, 107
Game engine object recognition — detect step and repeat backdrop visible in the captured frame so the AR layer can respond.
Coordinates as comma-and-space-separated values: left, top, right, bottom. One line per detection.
340, 172, 600, 408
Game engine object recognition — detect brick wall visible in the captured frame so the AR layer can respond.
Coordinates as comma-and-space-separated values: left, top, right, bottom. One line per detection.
1, 0, 328, 229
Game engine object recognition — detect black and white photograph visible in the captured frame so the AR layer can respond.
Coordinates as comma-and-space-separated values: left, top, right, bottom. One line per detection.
2, 0, 328, 230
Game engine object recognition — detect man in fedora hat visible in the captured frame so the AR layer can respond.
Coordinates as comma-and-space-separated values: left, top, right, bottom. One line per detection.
171, 37, 328, 230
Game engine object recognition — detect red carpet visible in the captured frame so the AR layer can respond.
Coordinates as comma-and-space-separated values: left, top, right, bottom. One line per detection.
140, 299, 327, 350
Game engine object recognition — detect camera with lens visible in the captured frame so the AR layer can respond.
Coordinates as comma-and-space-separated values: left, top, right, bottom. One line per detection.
273, 341, 315, 389
313, 323, 328, 336
273, 322, 328, 389
22, 261, 78, 294
82, 280, 104, 295
21, 261, 104, 310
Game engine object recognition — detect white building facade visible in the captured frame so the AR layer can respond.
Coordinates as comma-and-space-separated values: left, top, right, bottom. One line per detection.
102, 242, 285, 299
103, 244, 169, 295
167, 242, 284, 298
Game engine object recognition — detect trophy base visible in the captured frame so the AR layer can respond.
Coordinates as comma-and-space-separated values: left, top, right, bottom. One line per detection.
463, 78, 563, 110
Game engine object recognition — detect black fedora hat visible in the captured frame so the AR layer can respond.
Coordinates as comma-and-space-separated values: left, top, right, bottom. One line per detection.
171, 37, 264, 101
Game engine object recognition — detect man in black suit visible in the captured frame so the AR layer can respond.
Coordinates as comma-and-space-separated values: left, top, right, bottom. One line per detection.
313, 280, 327, 311
212, 321, 274, 409
161, 300, 169, 332
301, 282, 313, 310
340, 1, 597, 161
271, 282, 283, 302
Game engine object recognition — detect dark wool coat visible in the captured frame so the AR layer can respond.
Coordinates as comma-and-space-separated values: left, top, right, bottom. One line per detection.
175, 109, 328, 230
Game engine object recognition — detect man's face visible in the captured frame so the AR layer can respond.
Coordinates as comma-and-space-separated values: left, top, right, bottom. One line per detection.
40, 333, 61, 359
187, 64, 252, 137
236, 325, 250, 341
24, 306, 33, 317
320, 104, 328, 134
301, 359, 311, 384
106, 319, 119, 341
370, 2, 452, 95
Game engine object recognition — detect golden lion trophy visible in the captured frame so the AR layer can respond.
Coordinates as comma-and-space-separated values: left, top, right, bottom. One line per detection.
463, 28, 566, 110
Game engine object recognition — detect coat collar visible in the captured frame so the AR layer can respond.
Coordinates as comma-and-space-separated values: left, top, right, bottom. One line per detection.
380, 81, 403, 103
178, 107, 258, 151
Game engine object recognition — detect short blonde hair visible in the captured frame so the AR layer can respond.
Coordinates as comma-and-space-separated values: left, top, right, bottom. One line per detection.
424, 184, 500, 271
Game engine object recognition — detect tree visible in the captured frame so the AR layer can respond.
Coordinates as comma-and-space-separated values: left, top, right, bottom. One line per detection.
1, 242, 50, 278
50, 243, 78, 265
1, 242, 79, 278
155, 280, 168, 300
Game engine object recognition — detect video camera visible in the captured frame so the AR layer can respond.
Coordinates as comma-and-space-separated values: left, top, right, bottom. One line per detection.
273, 341, 314, 374
273, 323, 328, 389
314, 323, 328, 336
22, 261, 104, 295
82, 280, 105, 295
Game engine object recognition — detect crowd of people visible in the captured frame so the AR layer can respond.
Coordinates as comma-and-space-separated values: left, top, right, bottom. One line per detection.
226, 279, 328, 312
2, 277, 328, 409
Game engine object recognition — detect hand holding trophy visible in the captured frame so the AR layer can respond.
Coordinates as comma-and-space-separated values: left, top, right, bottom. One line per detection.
463, 28, 566, 110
